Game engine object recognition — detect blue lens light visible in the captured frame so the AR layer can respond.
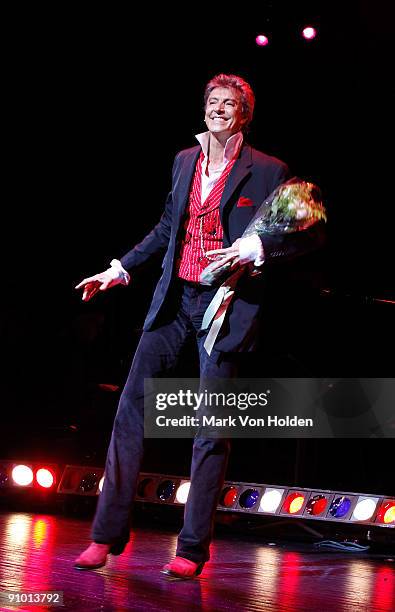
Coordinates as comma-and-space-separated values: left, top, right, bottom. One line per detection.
329, 496, 352, 518
157, 480, 176, 501
239, 488, 260, 509
78, 472, 99, 493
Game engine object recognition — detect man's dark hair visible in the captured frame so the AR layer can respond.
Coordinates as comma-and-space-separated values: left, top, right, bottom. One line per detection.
204, 74, 255, 132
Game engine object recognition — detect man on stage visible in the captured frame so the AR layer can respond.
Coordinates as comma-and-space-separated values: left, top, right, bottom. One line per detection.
75, 73, 324, 578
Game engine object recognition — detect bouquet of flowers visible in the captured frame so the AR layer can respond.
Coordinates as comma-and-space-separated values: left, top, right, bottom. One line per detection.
200, 177, 327, 286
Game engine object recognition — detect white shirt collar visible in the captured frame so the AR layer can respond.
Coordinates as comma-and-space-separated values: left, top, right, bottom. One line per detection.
195, 131, 243, 164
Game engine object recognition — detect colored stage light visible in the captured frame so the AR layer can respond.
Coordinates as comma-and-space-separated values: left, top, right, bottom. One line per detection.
239, 488, 260, 509
0, 465, 9, 487
282, 491, 305, 514
137, 477, 155, 498
302, 26, 317, 40
57, 465, 104, 495
78, 472, 99, 494
376, 500, 395, 525
259, 488, 284, 513
329, 496, 352, 518
157, 480, 176, 501
220, 486, 239, 508
12, 465, 33, 487
305, 494, 328, 516
351, 497, 379, 522
255, 34, 269, 47
36, 468, 55, 489
175, 481, 191, 504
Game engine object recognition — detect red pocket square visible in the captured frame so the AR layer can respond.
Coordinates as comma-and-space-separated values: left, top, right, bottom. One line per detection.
237, 196, 254, 207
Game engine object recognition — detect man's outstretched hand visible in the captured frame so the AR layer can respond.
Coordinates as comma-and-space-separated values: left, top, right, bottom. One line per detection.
75, 271, 120, 301
75, 261, 130, 301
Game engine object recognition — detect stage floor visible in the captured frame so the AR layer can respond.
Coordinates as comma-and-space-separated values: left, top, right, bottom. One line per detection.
0, 511, 393, 611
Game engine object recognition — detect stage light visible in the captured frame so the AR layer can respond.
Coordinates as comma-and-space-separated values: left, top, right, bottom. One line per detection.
220, 486, 239, 508
302, 26, 317, 40
282, 491, 306, 515
57, 465, 104, 495
157, 479, 176, 501
329, 496, 352, 519
376, 500, 395, 525
137, 477, 157, 500
36, 468, 55, 489
78, 472, 99, 494
7, 460, 392, 533
305, 494, 328, 516
255, 34, 269, 47
239, 488, 260, 509
0, 465, 9, 487
351, 497, 379, 522
175, 481, 191, 504
12, 465, 33, 487
259, 488, 284, 513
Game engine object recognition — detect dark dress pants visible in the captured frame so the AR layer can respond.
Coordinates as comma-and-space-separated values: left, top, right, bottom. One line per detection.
91, 280, 239, 563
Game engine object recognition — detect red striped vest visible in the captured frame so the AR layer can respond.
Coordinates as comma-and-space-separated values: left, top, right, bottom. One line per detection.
177, 152, 236, 282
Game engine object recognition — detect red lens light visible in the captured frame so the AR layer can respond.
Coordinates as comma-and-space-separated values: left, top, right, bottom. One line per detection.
221, 486, 238, 508
305, 495, 328, 516
36, 468, 55, 488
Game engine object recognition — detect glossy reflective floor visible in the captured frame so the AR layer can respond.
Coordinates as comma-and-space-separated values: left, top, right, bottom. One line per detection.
0, 512, 393, 611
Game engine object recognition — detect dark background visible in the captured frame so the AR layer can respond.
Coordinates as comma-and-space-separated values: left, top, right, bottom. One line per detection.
2, 2, 394, 495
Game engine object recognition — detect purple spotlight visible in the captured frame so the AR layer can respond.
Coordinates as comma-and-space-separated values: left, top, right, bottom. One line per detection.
256, 34, 269, 47
302, 26, 317, 41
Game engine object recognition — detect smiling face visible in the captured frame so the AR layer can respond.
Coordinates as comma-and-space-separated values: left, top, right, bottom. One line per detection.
204, 86, 246, 140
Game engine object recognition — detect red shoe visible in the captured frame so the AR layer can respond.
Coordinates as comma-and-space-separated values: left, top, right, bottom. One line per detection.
161, 556, 204, 579
74, 543, 110, 570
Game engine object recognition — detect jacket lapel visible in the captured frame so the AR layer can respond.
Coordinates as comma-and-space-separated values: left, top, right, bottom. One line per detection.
219, 144, 253, 219
173, 143, 253, 224
174, 147, 200, 221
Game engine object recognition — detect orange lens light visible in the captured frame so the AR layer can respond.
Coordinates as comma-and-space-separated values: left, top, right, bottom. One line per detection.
283, 491, 305, 514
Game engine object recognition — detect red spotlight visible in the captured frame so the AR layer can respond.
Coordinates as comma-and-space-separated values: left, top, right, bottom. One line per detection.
302, 26, 317, 41
376, 500, 395, 525
36, 468, 55, 489
220, 486, 239, 508
255, 34, 269, 47
282, 491, 306, 514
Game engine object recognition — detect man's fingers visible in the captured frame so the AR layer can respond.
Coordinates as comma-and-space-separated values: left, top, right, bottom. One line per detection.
75, 276, 98, 289
75, 279, 88, 289
206, 239, 241, 257
206, 248, 232, 256
207, 253, 236, 272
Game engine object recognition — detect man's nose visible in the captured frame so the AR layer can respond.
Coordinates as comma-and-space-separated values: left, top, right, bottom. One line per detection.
214, 102, 225, 113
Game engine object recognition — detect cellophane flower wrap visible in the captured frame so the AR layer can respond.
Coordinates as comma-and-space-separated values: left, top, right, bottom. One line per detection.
199, 177, 327, 286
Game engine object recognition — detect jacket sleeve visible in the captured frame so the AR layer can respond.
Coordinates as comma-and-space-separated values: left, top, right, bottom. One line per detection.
260, 220, 327, 263
118, 155, 179, 271
119, 190, 173, 271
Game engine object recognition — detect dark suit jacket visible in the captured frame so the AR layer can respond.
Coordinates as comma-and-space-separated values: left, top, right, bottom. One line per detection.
120, 143, 326, 355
